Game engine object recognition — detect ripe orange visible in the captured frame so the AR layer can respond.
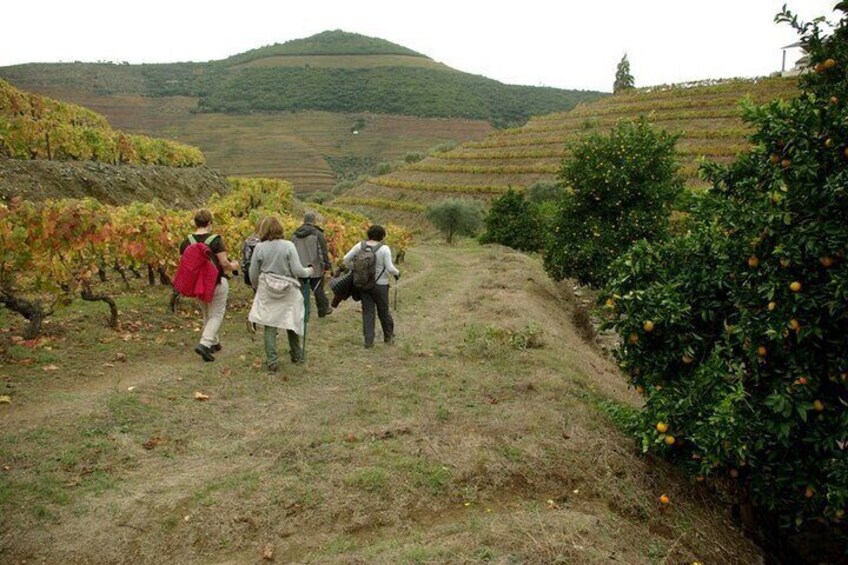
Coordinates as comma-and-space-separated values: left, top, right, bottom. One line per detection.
767, 301, 777, 311
659, 494, 670, 505
605, 298, 615, 308
635, 385, 645, 394
643, 320, 655, 333
813, 400, 825, 412
664, 435, 676, 446
823, 58, 837, 69
805, 486, 815, 499
682, 354, 694, 364
629, 332, 639, 344
656, 422, 669, 433
820, 256, 835, 268
769, 154, 780, 165
789, 281, 802, 292
796, 376, 809, 386
757, 346, 767, 357
789, 319, 800, 331
831, 96, 839, 104
747, 256, 759, 267
780, 258, 790, 268
781, 158, 791, 169
825, 138, 834, 148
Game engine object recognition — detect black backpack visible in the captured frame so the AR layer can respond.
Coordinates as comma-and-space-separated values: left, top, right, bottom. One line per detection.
351, 241, 384, 291
241, 235, 260, 285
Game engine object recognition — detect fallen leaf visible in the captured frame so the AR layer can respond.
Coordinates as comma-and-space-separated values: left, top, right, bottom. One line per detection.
127, 386, 136, 392
42, 365, 59, 372
0, 395, 11, 404
103, 363, 116, 368
345, 433, 357, 443
261, 544, 275, 561
194, 391, 210, 401
221, 366, 232, 378
116, 352, 127, 362
142, 436, 166, 450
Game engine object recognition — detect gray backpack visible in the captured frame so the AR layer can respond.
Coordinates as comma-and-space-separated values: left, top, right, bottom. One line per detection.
351, 242, 383, 290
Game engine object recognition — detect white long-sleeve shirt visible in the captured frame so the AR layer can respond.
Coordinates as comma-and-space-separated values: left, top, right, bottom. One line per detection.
342, 241, 400, 285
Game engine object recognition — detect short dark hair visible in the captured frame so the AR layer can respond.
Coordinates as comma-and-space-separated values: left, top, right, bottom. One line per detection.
367, 225, 386, 241
194, 209, 212, 228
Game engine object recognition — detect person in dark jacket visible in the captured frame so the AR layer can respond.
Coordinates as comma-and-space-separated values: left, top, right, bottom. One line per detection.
292, 211, 333, 318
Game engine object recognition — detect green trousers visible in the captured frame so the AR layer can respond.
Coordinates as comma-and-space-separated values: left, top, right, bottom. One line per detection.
263, 326, 301, 368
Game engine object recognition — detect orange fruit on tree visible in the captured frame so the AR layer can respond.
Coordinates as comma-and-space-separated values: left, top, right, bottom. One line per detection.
825, 138, 834, 148
823, 58, 837, 69
643, 320, 655, 333
656, 422, 669, 433
664, 435, 676, 446
682, 354, 694, 364
757, 346, 768, 357
805, 486, 815, 499
820, 256, 835, 268
780, 258, 791, 268
747, 256, 759, 267
768, 301, 777, 311
790, 281, 802, 292
813, 400, 825, 412
796, 376, 809, 385
789, 319, 801, 331
781, 158, 792, 169
659, 494, 670, 505
629, 332, 639, 344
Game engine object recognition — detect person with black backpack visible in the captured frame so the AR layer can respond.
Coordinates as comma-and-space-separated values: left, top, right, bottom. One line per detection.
342, 225, 400, 348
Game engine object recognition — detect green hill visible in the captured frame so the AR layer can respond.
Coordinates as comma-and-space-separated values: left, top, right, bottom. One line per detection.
0, 30, 603, 194
335, 76, 800, 228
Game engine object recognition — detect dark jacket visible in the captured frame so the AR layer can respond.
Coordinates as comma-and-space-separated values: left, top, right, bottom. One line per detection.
292, 223, 331, 277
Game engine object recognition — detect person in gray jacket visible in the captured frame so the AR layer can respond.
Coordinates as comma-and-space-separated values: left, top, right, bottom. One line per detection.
292, 211, 333, 318
249, 216, 313, 373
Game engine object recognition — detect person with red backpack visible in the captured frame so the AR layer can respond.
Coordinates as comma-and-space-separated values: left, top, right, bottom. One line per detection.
177, 209, 239, 362
342, 225, 400, 349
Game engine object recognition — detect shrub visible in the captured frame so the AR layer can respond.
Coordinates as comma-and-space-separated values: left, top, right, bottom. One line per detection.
525, 181, 564, 204
403, 151, 424, 164
426, 198, 484, 243
544, 117, 682, 287
375, 161, 395, 175
479, 188, 543, 252
600, 6, 848, 549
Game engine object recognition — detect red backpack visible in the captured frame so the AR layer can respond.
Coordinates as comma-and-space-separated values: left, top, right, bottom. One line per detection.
173, 234, 220, 303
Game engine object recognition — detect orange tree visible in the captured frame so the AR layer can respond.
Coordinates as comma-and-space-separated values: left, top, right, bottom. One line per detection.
543, 117, 682, 287
600, 6, 848, 547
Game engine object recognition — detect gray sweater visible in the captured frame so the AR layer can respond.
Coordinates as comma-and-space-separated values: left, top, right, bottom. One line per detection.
249, 239, 313, 289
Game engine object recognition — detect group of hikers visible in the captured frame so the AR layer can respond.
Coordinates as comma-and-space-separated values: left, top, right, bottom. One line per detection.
174, 209, 401, 373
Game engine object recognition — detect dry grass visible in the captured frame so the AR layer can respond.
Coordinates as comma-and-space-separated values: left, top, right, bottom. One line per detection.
0, 242, 761, 563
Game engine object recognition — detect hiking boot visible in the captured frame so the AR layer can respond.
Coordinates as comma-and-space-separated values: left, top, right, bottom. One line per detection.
210, 343, 222, 353
384, 334, 394, 345
364, 343, 374, 349
194, 344, 215, 362
318, 307, 333, 318
267, 362, 278, 373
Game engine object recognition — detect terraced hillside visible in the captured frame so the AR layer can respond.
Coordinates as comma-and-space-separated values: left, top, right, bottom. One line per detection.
336, 77, 800, 228
0, 31, 604, 194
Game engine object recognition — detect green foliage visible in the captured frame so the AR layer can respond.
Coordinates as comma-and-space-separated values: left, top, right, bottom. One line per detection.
375, 161, 395, 176
426, 198, 484, 244
614, 54, 635, 93
525, 180, 564, 204
544, 117, 682, 287
403, 151, 424, 164
479, 188, 543, 252
324, 155, 378, 181
601, 6, 848, 543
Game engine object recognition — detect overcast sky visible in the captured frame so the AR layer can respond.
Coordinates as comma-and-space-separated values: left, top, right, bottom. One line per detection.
0, 1, 839, 92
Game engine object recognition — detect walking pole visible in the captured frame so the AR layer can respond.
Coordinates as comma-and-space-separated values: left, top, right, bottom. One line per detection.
300, 279, 311, 363
393, 276, 399, 310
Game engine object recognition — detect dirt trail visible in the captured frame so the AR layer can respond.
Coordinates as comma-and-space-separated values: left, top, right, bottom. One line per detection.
0, 242, 761, 564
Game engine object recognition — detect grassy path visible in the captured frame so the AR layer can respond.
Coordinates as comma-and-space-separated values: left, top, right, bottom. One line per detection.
0, 242, 760, 564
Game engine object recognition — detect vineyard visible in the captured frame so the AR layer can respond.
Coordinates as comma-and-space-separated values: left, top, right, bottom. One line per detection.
0, 79, 204, 167
0, 177, 411, 340
339, 76, 800, 227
